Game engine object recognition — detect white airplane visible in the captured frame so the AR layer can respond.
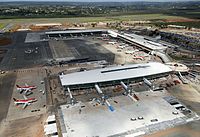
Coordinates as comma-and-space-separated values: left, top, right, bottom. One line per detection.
125, 49, 139, 54
108, 41, 117, 45
117, 45, 126, 49
102, 38, 109, 41
96, 37, 103, 39
16, 84, 37, 94
13, 95, 37, 109
24, 49, 34, 54
102, 34, 108, 37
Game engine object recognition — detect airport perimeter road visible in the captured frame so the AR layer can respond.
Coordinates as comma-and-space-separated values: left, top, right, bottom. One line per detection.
0, 23, 13, 33
0, 72, 16, 122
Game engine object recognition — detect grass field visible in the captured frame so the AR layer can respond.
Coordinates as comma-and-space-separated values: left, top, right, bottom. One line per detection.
153, 21, 200, 28
0, 23, 5, 29
0, 14, 189, 24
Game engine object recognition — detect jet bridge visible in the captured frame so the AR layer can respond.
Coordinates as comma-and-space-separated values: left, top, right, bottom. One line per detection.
120, 81, 139, 101
95, 84, 115, 112
67, 87, 76, 105
143, 78, 155, 90
178, 72, 188, 84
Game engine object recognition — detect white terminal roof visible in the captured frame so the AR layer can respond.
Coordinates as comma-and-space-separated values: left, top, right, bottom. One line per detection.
118, 33, 167, 51
59, 62, 172, 86
45, 29, 107, 34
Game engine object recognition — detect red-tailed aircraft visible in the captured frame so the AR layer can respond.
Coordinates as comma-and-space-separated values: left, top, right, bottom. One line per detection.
16, 83, 37, 94
13, 95, 37, 109
133, 56, 145, 60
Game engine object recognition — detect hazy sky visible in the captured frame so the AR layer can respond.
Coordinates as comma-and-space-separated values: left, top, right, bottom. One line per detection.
1, 0, 199, 2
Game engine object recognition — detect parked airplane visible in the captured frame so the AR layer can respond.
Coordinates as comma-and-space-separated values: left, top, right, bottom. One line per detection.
16, 84, 37, 94
133, 56, 145, 60
117, 45, 126, 49
101, 34, 108, 37
125, 49, 139, 54
96, 37, 103, 39
24, 49, 34, 54
108, 41, 117, 45
102, 38, 109, 41
13, 95, 37, 109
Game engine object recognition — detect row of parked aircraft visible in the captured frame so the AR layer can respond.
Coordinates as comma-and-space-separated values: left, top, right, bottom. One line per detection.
106, 40, 148, 61
125, 49, 139, 54
16, 84, 37, 94
13, 84, 38, 109
102, 35, 150, 61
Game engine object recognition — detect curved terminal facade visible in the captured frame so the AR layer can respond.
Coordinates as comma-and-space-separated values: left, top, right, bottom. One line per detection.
59, 62, 172, 89
165, 62, 190, 73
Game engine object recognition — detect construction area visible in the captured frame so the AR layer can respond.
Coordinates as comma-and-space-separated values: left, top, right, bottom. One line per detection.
0, 28, 199, 137
59, 92, 190, 137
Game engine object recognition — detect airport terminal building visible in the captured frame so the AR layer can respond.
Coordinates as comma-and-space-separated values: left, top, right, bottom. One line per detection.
59, 62, 172, 89
45, 29, 167, 52
45, 29, 107, 38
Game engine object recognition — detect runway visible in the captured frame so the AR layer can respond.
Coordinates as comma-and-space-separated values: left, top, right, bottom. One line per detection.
0, 72, 16, 122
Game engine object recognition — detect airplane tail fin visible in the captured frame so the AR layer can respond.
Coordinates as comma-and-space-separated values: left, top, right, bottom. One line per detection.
13, 98, 17, 101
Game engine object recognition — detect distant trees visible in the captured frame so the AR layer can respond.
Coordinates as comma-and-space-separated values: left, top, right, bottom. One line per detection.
91, 23, 97, 27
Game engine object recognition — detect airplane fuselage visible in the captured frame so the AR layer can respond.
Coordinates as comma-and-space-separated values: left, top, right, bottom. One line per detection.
133, 56, 145, 60
14, 98, 37, 104
16, 85, 36, 92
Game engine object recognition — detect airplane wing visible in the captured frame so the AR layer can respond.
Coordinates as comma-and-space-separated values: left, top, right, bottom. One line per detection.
22, 103, 28, 109
19, 89, 24, 94
23, 95, 28, 100
24, 89, 30, 95
25, 83, 29, 87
